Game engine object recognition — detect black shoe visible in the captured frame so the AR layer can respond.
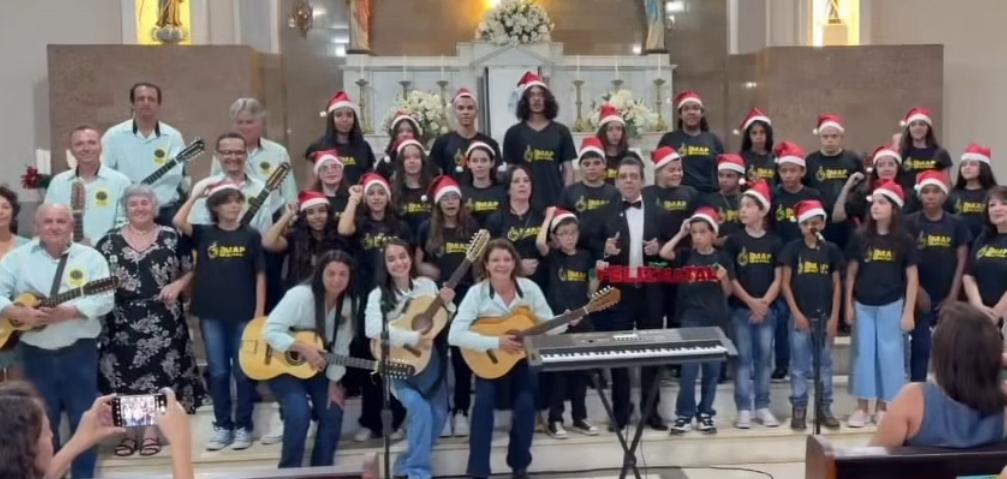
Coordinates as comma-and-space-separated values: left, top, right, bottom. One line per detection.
790, 407, 807, 430
607, 421, 628, 433
513, 469, 529, 479
771, 367, 788, 382
696, 414, 717, 434
646, 415, 669, 431
821, 407, 841, 430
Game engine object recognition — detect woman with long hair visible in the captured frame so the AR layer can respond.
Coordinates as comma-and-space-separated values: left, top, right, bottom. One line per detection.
377, 111, 423, 178
365, 239, 454, 478
952, 143, 999, 239
309, 150, 351, 220
485, 165, 545, 286
737, 108, 776, 183
263, 250, 356, 468
845, 180, 919, 428
833, 145, 905, 224
305, 91, 375, 185
963, 185, 1007, 322
897, 107, 952, 193
391, 139, 435, 235
594, 104, 640, 183
416, 176, 479, 436
263, 191, 346, 289
0, 186, 28, 381
657, 91, 725, 194
459, 142, 506, 228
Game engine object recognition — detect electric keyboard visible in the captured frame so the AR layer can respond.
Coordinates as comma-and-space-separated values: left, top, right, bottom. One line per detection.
526, 327, 737, 372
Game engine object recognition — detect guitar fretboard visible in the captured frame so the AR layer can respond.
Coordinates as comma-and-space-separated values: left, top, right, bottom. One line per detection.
325, 353, 377, 371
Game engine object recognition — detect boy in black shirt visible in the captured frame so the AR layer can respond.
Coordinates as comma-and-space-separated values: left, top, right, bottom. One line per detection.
535, 208, 598, 438
560, 137, 620, 259
643, 146, 699, 241
430, 89, 502, 179
657, 91, 725, 193
804, 115, 863, 249
700, 154, 745, 246
778, 200, 843, 430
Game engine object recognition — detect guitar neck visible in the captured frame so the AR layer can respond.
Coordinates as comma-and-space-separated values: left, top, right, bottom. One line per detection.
519, 306, 588, 337
325, 353, 377, 371
141, 159, 180, 185
422, 258, 473, 315
41, 287, 86, 308
239, 189, 271, 226
72, 212, 85, 242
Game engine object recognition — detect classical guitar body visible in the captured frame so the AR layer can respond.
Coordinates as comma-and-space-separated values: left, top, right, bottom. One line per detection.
0, 293, 54, 350
238, 316, 323, 381
461, 307, 538, 380
368, 294, 448, 373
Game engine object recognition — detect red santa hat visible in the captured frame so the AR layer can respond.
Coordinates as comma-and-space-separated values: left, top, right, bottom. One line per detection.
452, 88, 475, 104
651, 146, 681, 171
462, 140, 496, 173
394, 138, 425, 158
742, 180, 773, 211
961, 142, 991, 165
674, 90, 703, 110
796, 200, 827, 224
688, 207, 721, 235
813, 114, 845, 135
550, 208, 578, 233
360, 172, 391, 196
901, 107, 933, 127
424, 175, 462, 204
390, 111, 423, 136
869, 180, 906, 208
717, 154, 747, 184
774, 141, 806, 168
516, 71, 548, 94
207, 180, 241, 197
872, 145, 902, 166
598, 104, 625, 127
733, 108, 771, 135
325, 91, 358, 115
310, 149, 342, 175
298, 191, 329, 211
915, 170, 950, 195
578, 137, 606, 162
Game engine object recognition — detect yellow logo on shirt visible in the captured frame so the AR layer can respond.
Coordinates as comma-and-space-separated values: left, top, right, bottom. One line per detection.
207, 242, 247, 260
815, 168, 850, 182
738, 247, 772, 267
724, 208, 739, 223
340, 156, 357, 167
468, 199, 500, 214
606, 168, 618, 180
574, 196, 611, 213
67, 268, 87, 288
976, 245, 1007, 260
776, 206, 796, 223
523, 146, 556, 163
797, 259, 829, 275
749, 167, 775, 181
94, 189, 110, 207
558, 267, 587, 282
863, 247, 894, 263
956, 200, 985, 215
453, 150, 465, 170
444, 242, 468, 255
918, 233, 951, 249
905, 158, 937, 172
660, 199, 688, 212
682, 145, 711, 157
506, 226, 539, 242
153, 148, 167, 166
403, 202, 431, 215
361, 232, 393, 251
259, 161, 272, 175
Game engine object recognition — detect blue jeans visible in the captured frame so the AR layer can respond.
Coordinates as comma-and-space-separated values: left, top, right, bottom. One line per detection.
268, 374, 343, 468
468, 361, 537, 477
393, 378, 449, 479
852, 300, 906, 402
200, 317, 255, 431
909, 305, 937, 382
788, 314, 834, 408
675, 312, 722, 418
773, 300, 791, 370
22, 339, 99, 479
732, 307, 775, 412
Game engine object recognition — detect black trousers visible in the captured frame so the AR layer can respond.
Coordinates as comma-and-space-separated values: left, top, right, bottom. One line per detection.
449, 345, 473, 414
547, 370, 589, 423
350, 336, 406, 433
595, 284, 666, 426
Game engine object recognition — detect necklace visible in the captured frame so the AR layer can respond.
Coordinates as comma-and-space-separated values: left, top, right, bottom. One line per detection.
127, 224, 158, 237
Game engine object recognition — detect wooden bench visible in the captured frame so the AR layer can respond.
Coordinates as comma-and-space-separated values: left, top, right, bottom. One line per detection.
806, 435, 1007, 479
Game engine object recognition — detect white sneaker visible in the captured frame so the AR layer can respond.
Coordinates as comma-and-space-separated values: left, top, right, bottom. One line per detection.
390, 428, 405, 441
353, 427, 375, 442
231, 428, 254, 450
873, 410, 886, 425
260, 412, 284, 445
440, 416, 454, 437
847, 409, 870, 428
755, 408, 780, 427
735, 410, 752, 429
547, 421, 568, 439
205, 427, 233, 451
453, 413, 470, 437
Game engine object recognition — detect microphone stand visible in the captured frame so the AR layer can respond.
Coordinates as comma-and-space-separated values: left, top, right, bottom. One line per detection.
809, 229, 827, 436
380, 315, 392, 479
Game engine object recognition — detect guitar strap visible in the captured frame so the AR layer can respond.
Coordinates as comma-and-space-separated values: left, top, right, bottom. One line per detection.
50, 252, 70, 297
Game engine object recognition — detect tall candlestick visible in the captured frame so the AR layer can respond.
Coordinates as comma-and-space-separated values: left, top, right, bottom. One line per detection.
614, 56, 619, 80
440, 55, 445, 79
656, 55, 662, 78
402, 55, 407, 80
359, 56, 365, 77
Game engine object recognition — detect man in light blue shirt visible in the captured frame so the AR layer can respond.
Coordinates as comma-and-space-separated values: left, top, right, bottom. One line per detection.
101, 82, 188, 225
188, 133, 278, 236
0, 204, 113, 478
46, 125, 131, 244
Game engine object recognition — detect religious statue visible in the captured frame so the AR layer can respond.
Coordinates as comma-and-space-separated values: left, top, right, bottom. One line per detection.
153, 0, 187, 43
827, 0, 844, 24
348, 0, 372, 53
642, 0, 666, 53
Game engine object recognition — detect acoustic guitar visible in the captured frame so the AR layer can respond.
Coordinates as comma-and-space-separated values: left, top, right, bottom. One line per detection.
140, 138, 205, 186
239, 316, 415, 381
369, 229, 490, 374
0, 277, 118, 350
71, 180, 86, 243
461, 286, 621, 379
240, 162, 291, 227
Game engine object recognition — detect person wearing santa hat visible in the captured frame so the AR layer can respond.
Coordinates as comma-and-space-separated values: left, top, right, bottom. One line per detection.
376, 110, 424, 179
502, 72, 578, 211
724, 180, 783, 429
897, 107, 952, 193
778, 199, 844, 430
643, 146, 700, 248
804, 114, 864, 250
390, 138, 435, 235
415, 175, 480, 437
534, 207, 600, 438
845, 180, 919, 428
308, 149, 351, 219
657, 90, 726, 194
963, 185, 1007, 325
337, 172, 410, 442
559, 137, 621, 258
952, 143, 999, 239
306, 91, 376, 185
173, 178, 265, 451
737, 108, 777, 184
699, 153, 746, 245
905, 171, 971, 382
659, 207, 733, 435
429, 88, 501, 181
833, 145, 906, 225
459, 141, 506, 228
594, 104, 642, 183
264, 190, 347, 288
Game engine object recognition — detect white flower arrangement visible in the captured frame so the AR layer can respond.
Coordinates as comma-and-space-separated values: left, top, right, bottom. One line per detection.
476, 0, 554, 46
381, 90, 450, 146
587, 89, 659, 138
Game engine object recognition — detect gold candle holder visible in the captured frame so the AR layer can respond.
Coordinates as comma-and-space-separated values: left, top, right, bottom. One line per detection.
611, 79, 624, 91
653, 78, 668, 132
399, 80, 412, 100
573, 79, 591, 132
355, 78, 371, 134
436, 80, 450, 109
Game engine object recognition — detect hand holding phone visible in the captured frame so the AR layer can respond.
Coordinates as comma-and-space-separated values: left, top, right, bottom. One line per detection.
111, 393, 167, 428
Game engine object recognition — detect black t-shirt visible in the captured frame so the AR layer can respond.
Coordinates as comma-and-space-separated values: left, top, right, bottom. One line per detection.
605, 149, 642, 184
657, 130, 725, 193
772, 185, 823, 245
560, 182, 620, 259
326, 191, 350, 221
416, 217, 479, 288
191, 225, 264, 321
544, 249, 593, 319
698, 191, 742, 238
905, 211, 972, 300
743, 150, 777, 184
951, 188, 989, 240
429, 131, 501, 180
725, 230, 782, 308
502, 121, 577, 210
643, 184, 699, 239
485, 208, 544, 261
397, 185, 432, 236
900, 146, 951, 193
846, 231, 919, 306
350, 215, 413, 292
805, 150, 863, 209
305, 139, 376, 185
779, 239, 844, 317
966, 232, 1007, 307
462, 183, 506, 228
674, 248, 733, 322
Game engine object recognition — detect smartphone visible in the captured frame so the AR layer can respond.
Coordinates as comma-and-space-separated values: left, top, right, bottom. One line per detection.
111, 394, 167, 428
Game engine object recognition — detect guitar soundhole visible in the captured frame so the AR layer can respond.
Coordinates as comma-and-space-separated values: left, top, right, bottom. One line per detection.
285, 351, 305, 365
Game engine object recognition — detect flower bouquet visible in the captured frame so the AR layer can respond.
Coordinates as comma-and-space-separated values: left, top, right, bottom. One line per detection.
587, 89, 659, 138
381, 91, 450, 146
476, 0, 554, 46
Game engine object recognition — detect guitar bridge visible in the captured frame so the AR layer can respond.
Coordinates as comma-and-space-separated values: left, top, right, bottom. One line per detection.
486, 350, 498, 364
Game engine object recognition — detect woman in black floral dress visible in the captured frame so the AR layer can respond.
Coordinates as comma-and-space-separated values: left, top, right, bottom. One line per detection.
96, 185, 205, 456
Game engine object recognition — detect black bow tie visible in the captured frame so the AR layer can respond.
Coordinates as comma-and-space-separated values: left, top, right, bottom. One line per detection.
622, 199, 642, 210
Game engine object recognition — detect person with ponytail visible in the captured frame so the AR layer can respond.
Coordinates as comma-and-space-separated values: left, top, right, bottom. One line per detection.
378, 111, 423, 179
305, 92, 375, 185
951, 143, 999, 239
390, 139, 436, 236
459, 141, 506, 228
263, 191, 346, 289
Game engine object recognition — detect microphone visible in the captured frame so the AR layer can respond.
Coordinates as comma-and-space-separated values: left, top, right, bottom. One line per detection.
810, 226, 825, 246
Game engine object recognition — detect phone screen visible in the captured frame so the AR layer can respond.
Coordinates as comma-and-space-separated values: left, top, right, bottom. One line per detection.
112, 394, 167, 428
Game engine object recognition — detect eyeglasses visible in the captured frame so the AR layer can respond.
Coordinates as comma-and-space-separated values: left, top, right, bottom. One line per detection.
218, 150, 247, 157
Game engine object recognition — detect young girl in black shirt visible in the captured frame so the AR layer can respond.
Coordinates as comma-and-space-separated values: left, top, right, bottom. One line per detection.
952, 143, 999, 239
461, 141, 506, 228
486, 165, 545, 286
737, 108, 776, 184
834, 146, 905, 224
897, 107, 952, 193
263, 191, 346, 289
391, 139, 434, 235
305, 91, 375, 185
376, 111, 423, 179
309, 150, 350, 219
657, 91, 725, 193
963, 186, 1007, 323
595, 104, 641, 183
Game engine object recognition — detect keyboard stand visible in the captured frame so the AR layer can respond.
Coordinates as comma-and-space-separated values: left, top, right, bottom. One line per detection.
590, 368, 662, 479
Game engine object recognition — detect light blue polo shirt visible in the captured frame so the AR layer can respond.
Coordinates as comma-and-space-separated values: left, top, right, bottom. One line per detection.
264, 285, 354, 382
211, 138, 298, 210
44, 166, 131, 243
101, 119, 188, 206
187, 174, 279, 235
448, 278, 559, 352
0, 240, 114, 350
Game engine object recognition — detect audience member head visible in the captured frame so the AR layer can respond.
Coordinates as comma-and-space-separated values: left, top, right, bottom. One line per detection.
933, 302, 1007, 416
0, 382, 49, 479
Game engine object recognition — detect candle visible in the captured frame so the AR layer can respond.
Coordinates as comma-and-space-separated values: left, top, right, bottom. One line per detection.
656, 55, 661, 79
440, 55, 445, 79
402, 55, 407, 80
576, 55, 581, 80
614, 55, 619, 79
360, 56, 365, 77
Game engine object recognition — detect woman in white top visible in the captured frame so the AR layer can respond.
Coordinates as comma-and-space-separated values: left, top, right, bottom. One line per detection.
263, 250, 356, 468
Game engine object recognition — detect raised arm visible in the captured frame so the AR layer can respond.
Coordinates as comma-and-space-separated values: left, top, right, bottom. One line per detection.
337, 185, 363, 236
263, 204, 295, 253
